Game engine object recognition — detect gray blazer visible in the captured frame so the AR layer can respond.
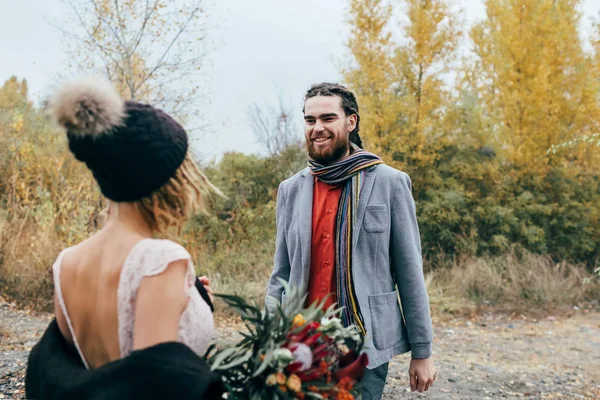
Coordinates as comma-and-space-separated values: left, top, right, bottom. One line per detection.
265, 164, 433, 368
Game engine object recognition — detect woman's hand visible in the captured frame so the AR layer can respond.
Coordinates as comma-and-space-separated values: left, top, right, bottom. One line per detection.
198, 276, 214, 303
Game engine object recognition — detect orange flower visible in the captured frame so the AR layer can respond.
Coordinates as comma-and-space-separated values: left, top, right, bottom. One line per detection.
337, 376, 354, 391
307, 386, 319, 392
292, 314, 306, 328
319, 359, 329, 372
279, 385, 288, 392
297, 392, 305, 400
335, 390, 354, 400
287, 374, 302, 392
276, 372, 287, 385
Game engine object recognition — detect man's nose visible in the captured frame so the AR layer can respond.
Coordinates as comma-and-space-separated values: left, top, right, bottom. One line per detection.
313, 121, 325, 132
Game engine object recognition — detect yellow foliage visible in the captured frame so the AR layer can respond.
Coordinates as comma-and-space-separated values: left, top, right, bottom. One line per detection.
343, 0, 462, 169
0, 76, 104, 308
471, 0, 600, 171
10, 114, 24, 132
0, 77, 103, 246
342, 0, 397, 159
0, 76, 29, 109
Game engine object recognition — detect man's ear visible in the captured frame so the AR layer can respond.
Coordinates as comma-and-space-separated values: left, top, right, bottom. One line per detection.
347, 114, 357, 132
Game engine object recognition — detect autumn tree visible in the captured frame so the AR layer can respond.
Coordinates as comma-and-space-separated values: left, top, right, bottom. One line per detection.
393, 0, 462, 165
56, 0, 210, 121
0, 77, 31, 112
343, 0, 462, 170
470, 0, 600, 171
342, 0, 397, 158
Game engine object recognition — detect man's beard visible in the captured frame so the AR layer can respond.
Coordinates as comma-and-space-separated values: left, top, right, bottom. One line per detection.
307, 135, 350, 165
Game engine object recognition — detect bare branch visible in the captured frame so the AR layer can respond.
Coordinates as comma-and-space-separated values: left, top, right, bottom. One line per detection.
248, 94, 301, 156
128, 0, 160, 57
56, 0, 211, 122
61, 0, 127, 79
137, 0, 204, 92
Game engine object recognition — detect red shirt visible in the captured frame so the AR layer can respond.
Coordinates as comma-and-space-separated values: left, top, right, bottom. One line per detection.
305, 179, 343, 309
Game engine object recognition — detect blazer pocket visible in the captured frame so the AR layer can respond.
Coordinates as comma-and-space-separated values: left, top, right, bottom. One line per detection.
368, 290, 403, 350
364, 205, 387, 233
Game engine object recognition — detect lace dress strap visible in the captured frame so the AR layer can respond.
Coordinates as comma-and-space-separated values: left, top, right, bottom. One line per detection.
117, 238, 196, 357
52, 248, 91, 369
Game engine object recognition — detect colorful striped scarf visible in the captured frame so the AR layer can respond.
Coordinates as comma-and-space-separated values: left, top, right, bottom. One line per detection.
309, 144, 384, 335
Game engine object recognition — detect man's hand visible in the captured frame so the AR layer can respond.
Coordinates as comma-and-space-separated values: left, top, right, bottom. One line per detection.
409, 357, 437, 393
198, 276, 214, 303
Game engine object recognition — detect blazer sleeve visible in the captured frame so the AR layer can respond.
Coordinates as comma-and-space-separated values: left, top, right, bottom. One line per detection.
265, 181, 291, 312
389, 172, 433, 359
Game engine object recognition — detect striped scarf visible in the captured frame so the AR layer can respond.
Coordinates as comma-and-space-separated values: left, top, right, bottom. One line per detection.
309, 144, 384, 335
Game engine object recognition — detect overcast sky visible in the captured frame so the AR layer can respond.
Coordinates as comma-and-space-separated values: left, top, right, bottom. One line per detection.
1, 0, 599, 160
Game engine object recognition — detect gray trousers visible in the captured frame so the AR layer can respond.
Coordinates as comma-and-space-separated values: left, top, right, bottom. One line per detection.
358, 362, 389, 400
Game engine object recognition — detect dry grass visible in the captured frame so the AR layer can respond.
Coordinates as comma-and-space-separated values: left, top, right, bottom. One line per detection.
0, 215, 59, 311
2, 215, 598, 316
0, 104, 103, 311
427, 251, 600, 315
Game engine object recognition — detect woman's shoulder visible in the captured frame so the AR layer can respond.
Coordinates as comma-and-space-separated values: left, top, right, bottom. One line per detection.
51, 246, 75, 275
135, 238, 191, 258
52, 235, 98, 271
126, 238, 193, 277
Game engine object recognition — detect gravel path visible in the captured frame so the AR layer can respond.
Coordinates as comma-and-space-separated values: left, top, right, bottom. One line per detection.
383, 309, 600, 399
1, 297, 599, 399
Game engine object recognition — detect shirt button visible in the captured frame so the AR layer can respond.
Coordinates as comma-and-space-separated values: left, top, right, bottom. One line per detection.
327, 209, 333, 214
325, 233, 331, 238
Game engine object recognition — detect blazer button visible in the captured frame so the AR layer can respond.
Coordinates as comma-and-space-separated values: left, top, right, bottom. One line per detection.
325, 233, 331, 238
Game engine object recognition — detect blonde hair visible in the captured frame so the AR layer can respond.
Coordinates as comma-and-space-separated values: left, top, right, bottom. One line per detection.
135, 153, 222, 235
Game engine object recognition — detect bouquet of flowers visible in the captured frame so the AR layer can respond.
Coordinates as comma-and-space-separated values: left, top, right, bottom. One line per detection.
207, 282, 369, 400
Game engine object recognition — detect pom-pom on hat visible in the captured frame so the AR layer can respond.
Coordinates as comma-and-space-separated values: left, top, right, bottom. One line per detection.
49, 76, 189, 202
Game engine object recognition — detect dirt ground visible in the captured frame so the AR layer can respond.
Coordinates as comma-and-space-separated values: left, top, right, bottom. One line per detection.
1, 297, 599, 399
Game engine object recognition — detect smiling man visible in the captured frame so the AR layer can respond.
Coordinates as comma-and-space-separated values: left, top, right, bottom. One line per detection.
265, 83, 436, 399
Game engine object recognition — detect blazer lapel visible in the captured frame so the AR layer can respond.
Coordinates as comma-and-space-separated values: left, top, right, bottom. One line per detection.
353, 169, 376, 249
297, 168, 314, 292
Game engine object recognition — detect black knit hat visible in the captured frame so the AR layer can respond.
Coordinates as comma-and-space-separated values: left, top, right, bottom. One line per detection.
49, 77, 188, 202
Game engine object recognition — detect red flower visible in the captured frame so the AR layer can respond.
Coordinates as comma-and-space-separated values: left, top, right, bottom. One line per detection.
286, 361, 304, 373
287, 322, 320, 343
296, 366, 327, 381
333, 353, 369, 383
312, 342, 333, 359
302, 332, 322, 346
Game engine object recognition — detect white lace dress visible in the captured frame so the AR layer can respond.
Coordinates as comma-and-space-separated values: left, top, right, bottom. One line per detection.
52, 238, 215, 370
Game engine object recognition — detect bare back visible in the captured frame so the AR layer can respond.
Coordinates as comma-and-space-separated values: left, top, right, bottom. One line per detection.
54, 232, 148, 369
53, 230, 214, 370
